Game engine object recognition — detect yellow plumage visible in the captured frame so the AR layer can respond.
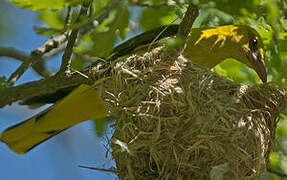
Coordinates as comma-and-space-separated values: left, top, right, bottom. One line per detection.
0, 25, 266, 154
1, 85, 107, 154
184, 25, 264, 68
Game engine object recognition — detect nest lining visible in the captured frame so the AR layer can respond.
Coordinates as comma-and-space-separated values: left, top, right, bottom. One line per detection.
95, 47, 287, 179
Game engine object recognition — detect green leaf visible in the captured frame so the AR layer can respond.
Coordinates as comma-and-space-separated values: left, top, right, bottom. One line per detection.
39, 10, 65, 29
277, 119, 287, 136
93, 117, 109, 136
159, 36, 184, 51
140, 6, 178, 30
0, 76, 7, 91
88, 5, 130, 57
74, 33, 93, 54
214, 58, 259, 84
71, 56, 86, 70
264, 0, 279, 27
278, 35, 287, 53
269, 152, 281, 171
91, 0, 111, 15
198, 0, 260, 16
279, 136, 287, 156
174, 3, 187, 19
12, 0, 81, 10
35, 9, 66, 35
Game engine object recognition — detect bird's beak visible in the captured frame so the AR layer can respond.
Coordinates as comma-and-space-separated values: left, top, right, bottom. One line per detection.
247, 51, 267, 83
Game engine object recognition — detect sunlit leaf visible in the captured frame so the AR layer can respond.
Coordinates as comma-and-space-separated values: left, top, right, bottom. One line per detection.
199, 0, 259, 16
93, 117, 109, 136
264, 0, 279, 27
12, 0, 81, 10
269, 152, 281, 172
140, 6, 178, 30
215, 58, 259, 84
277, 119, 287, 136
39, 10, 65, 29
89, 5, 130, 57
91, 0, 110, 15
159, 36, 184, 51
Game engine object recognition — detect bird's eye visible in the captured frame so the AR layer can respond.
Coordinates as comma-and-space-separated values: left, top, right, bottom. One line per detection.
249, 38, 257, 52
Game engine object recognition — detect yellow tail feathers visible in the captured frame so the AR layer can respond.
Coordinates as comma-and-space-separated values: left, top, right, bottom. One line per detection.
0, 84, 108, 154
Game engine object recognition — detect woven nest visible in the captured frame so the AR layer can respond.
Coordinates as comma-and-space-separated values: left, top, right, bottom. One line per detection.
97, 47, 287, 179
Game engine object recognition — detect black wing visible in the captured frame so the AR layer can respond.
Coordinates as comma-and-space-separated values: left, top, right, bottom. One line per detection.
109, 24, 179, 60
21, 25, 179, 106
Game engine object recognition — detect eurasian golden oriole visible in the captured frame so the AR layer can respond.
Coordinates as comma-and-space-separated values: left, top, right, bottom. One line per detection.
0, 24, 266, 154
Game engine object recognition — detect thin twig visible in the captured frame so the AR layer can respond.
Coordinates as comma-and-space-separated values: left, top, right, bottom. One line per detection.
0, 0, 119, 105
4, 48, 49, 86
31, 33, 69, 58
65, 6, 73, 28
59, 1, 92, 73
6, 29, 69, 86
7, 58, 37, 86
0, 70, 93, 107
0, 47, 51, 80
78, 165, 118, 174
0, 46, 31, 62
1, 0, 120, 86
0, 47, 35, 86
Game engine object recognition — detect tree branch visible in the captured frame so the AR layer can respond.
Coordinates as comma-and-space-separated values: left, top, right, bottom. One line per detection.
59, 1, 91, 73
78, 165, 117, 173
0, 0, 119, 87
0, 46, 30, 62
0, 47, 50, 86
65, 6, 73, 28
0, 46, 53, 79
0, 1, 197, 108
177, 4, 199, 38
0, 70, 94, 107
169, 3, 199, 57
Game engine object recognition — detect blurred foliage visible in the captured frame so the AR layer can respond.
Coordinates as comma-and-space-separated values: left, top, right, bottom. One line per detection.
0, 76, 7, 91
88, 5, 130, 57
11, 0, 81, 10
7, 0, 287, 178
140, 6, 178, 30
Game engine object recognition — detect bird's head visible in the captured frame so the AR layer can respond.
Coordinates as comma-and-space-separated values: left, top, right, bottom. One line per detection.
231, 26, 266, 83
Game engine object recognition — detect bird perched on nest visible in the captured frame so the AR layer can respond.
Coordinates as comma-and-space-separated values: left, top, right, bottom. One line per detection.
0, 24, 267, 154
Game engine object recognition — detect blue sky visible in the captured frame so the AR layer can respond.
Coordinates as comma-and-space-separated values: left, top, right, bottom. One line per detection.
0, 1, 116, 180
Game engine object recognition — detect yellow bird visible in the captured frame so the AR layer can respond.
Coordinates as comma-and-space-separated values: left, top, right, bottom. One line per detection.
0, 24, 267, 154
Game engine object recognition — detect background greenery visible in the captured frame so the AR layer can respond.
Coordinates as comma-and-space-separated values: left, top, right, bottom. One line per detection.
1, 0, 287, 179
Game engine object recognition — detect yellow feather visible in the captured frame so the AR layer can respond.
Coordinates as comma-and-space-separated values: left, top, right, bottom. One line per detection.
0, 84, 108, 154
0, 25, 266, 154
183, 25, 264, 68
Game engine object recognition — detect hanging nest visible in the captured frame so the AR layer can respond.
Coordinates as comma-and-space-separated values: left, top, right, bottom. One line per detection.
98, 47, 287, 179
